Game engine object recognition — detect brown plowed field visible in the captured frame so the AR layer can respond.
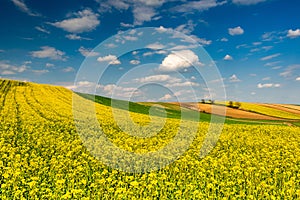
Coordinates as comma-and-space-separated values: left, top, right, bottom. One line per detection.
170, 103, 284, 120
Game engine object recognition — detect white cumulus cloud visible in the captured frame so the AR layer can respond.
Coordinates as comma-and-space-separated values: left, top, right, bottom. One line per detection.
228, 26, 244, 36
224, 54, 233, 60
50, 9, 100, 33
229, 74, 241, 82
158, 50, 202, 72
31, 46, 67, 61
132, 6, 156, 25
146, 42, 165, 50
159, 94, 172, 101
287, 29, 300, 38
130, 60, 140, 65
97, 55, 121, 65
0, 62, 27, 75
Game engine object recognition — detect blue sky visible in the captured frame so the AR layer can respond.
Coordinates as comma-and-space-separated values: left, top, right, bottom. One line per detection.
0, 0, 300, 103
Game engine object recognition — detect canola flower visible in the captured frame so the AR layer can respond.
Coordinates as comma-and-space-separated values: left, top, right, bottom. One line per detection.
0, 79, 300, 199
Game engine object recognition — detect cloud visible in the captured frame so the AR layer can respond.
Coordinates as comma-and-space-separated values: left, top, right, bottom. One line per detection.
172, 0, 227, 13
62, 67, 75, 72
159, 94, 172, 101
123, 35, 138, 41
0, 50, 5, 53
0, 62, 27, 75
236, 44, 247, 49
134, 74, 176, 83
65, 81, 95, 91
169, 44, 198, 51
105, 43, 117, 48
175, 20, 196, 35
120, 22, 134, 28
232, 0, 267, 5
229, 74, 241, 82
228, 26, 244, 36
287, 29, 300, 38
220, 38, 228, 42
31, 69, 49, 75
31, 46, 67, 60
296, 77, 300, 81
165, 81, 200, 87
264, 61, 281, 67
169, 26, 212, 46
261, 31, 285, 42
97, 83, 141, 99
50, 9, 100, 33
66, 34, 92, 40
257, 83, 281, 88
46, 63, 54, 68
155, 25, 171, 33
78, 46, 99, 57
253, 42, 262, 46
132, 6, 156, 25
146, 42, 165, 50
260, 53, 281, 61
143, 50, 167, 57
158, 50, 202, 72
11, 0, 40, 16
130, 60, 140, 65
272, 66, 281, 70
24, 61, 32, 64
133, 74, 199, 88
35, 26, 50, 34
279, 65, 300, 78
224, 54, 233, 60
98, 0, 165, 25
262, 46, 273, 51
193, 37, 212, 46
262, 77, 271, 81
97, 55, 121, 65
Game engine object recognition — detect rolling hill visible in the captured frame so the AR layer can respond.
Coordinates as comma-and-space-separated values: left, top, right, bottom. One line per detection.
1, 79, 300, 199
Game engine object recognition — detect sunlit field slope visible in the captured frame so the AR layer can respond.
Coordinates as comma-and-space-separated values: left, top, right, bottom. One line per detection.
240, 102, 300, 120
1, 79, 300, 199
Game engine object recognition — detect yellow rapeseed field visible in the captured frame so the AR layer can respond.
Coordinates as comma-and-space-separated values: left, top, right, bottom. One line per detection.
1, 79, 300, 199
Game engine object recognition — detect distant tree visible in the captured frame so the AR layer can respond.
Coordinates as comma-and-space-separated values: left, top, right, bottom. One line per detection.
228, 101, 233, 108
211, 100, 215, 104
201, 99, 205, 104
